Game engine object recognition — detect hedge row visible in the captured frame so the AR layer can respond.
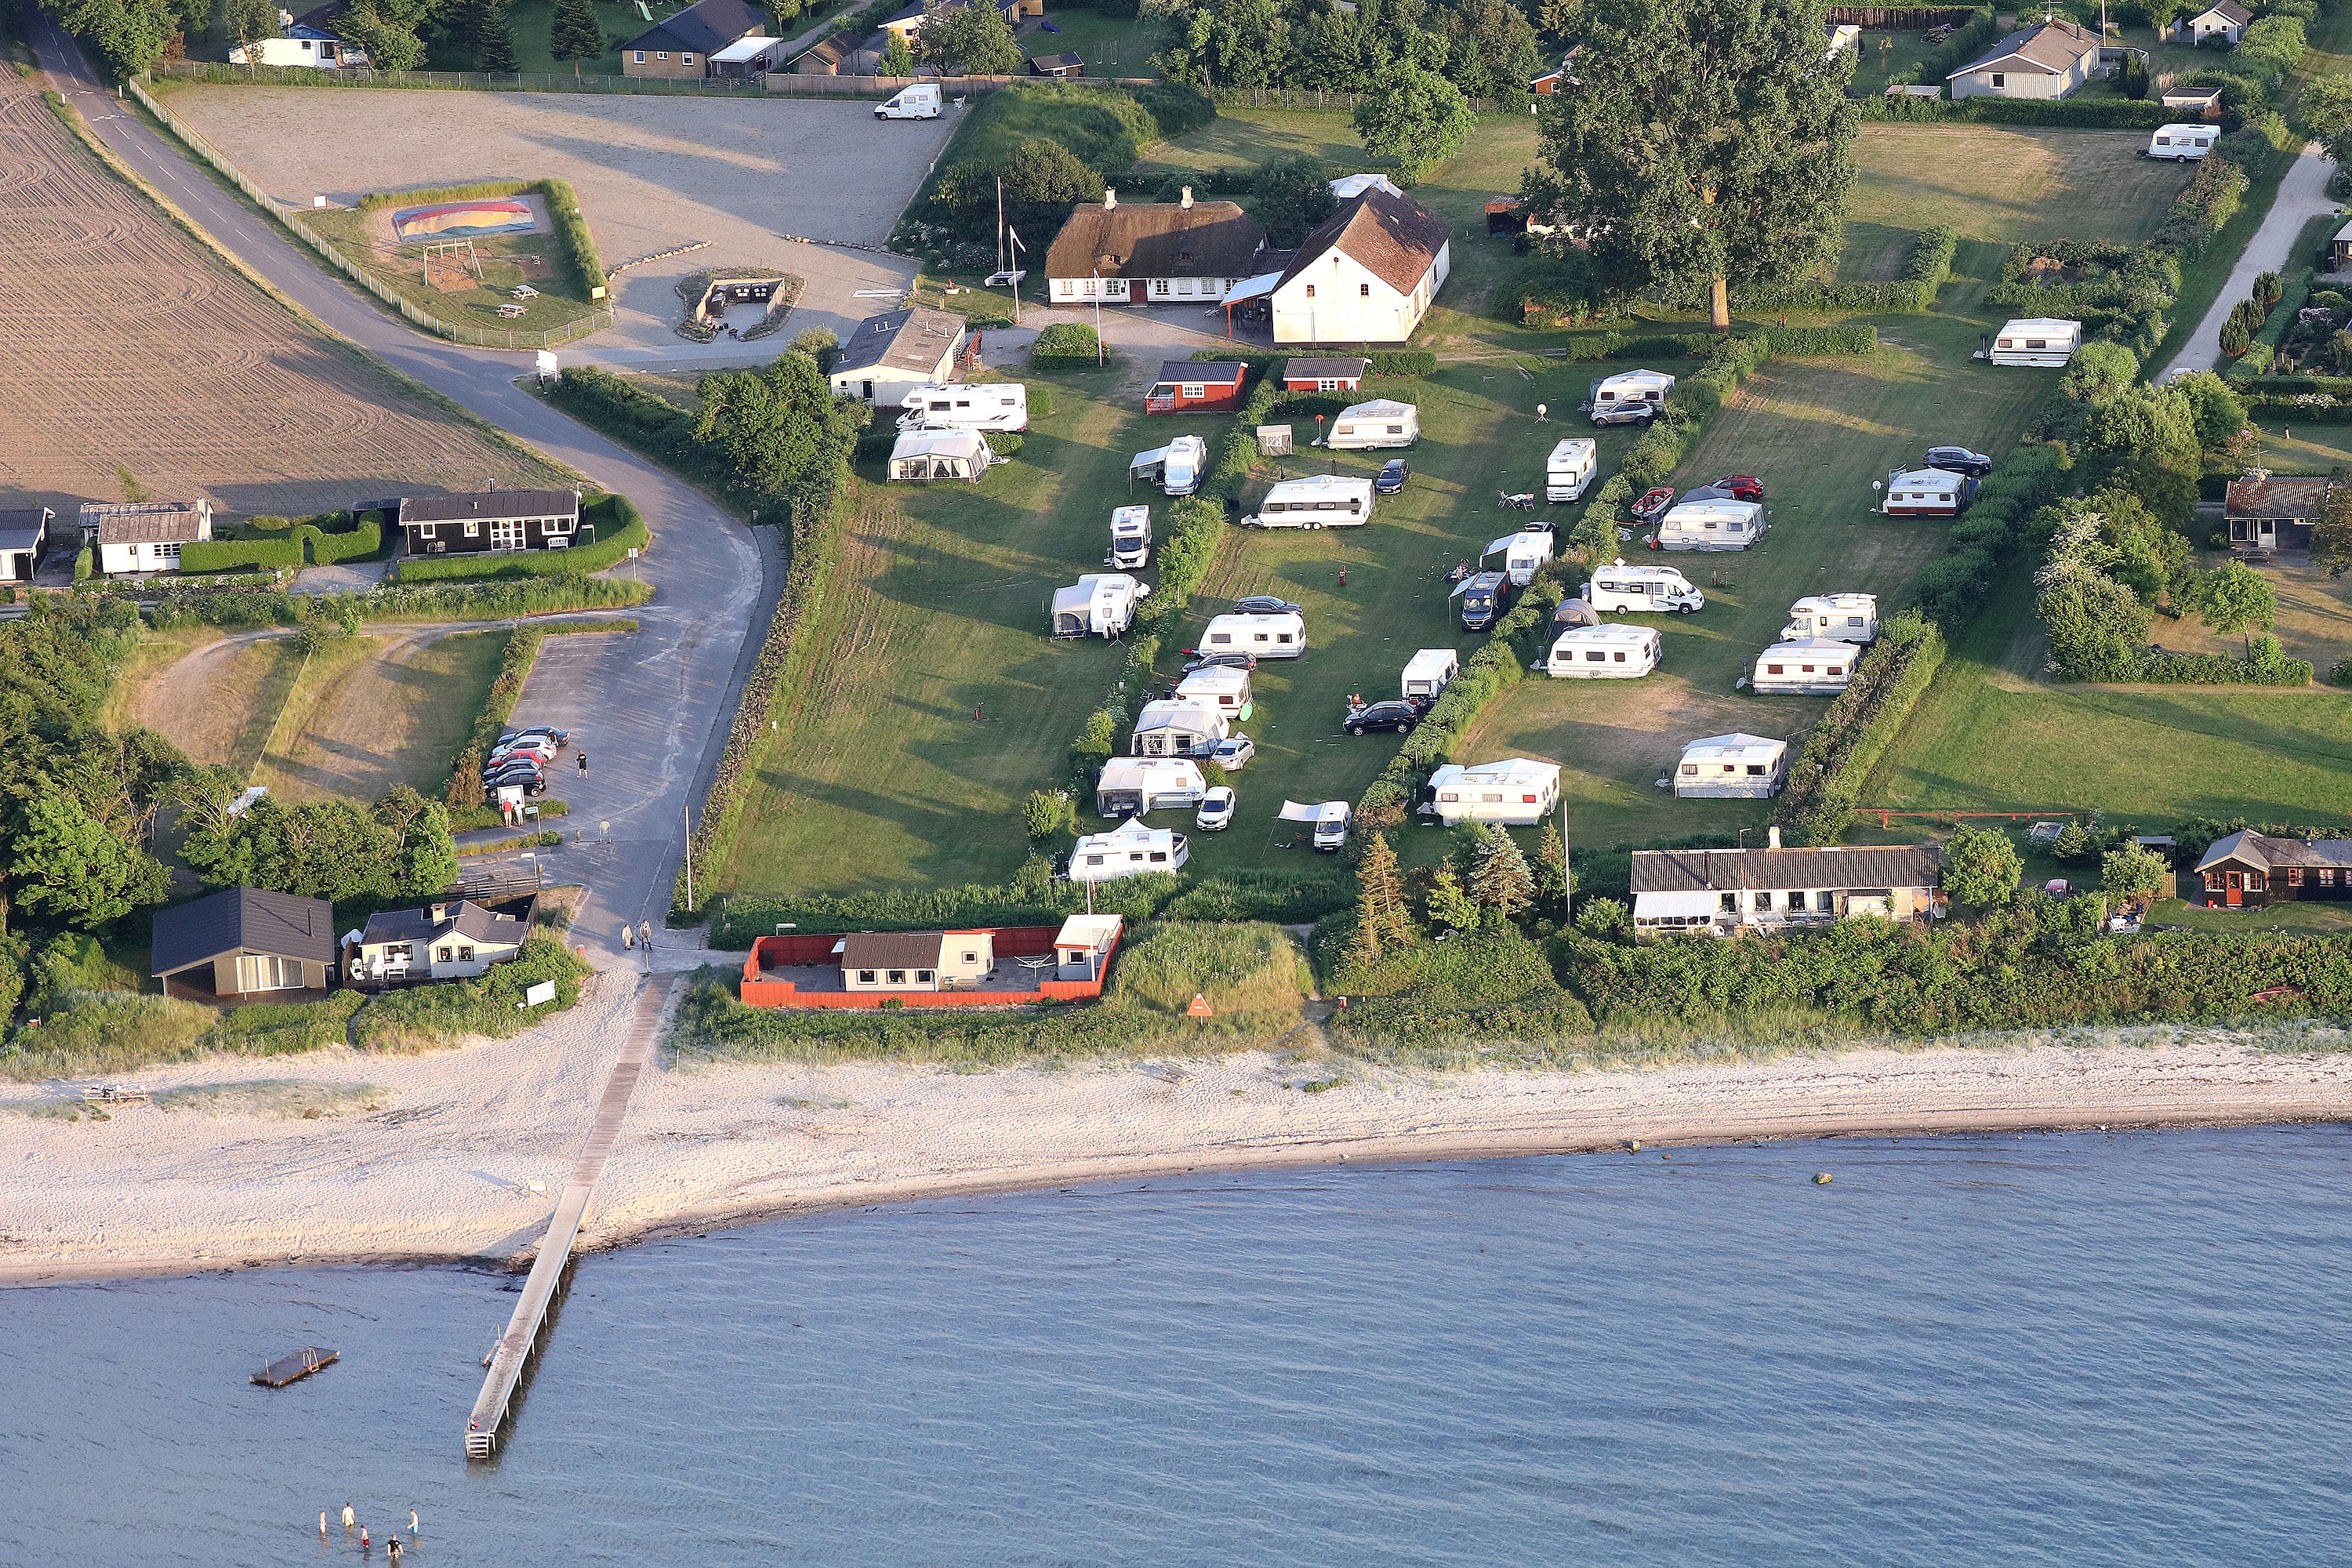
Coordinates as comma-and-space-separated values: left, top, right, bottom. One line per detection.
2134, 643, 2314, 685
136, 576, 648, 630
1770, 612, 1947, 846
393, 495, 644, 582
1030, 322, 1105, 370
443, 626, 544, 812
1188, 347, 1436, 378
180, 513, 382, 573
707, 869, 1346, 946
1732, 225, 1958, 314
1858, 96, 2172, 129
1911, 441, 2070, 627
548, 366, 738, 493
1352, 639, 1528, 833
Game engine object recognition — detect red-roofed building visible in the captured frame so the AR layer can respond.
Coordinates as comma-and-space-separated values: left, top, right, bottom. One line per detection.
1265, 188, 1452, 346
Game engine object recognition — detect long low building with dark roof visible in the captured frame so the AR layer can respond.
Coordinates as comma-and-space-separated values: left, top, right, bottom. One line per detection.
1630, 834, 1942, 939
397, 488, 583, 557
1045, 189, 1269, 309
152, 886, 337, 1004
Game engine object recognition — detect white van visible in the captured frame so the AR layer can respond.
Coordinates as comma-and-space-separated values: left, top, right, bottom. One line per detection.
1249, 474, 1374, 528
1751, 639, 1856, 695
1201, 611, 1306, 659
1545, 622, 1660, 678
1544, 437, 1598, 502
1483, 526, 1555, 586
897, 383, 1029, 433
1402, 648, 1458, 702
2147, 123, 2216, 161
1326, 399, 1419, 449
1784, 593, 1878, 644
1657, 499, 1764, 551
1585, 561, 1704, 614
1109, 505, 1150, 569
876, 83, 942, 119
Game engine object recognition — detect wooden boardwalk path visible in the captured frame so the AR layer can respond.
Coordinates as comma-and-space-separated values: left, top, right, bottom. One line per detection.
465, 972, 670, 1458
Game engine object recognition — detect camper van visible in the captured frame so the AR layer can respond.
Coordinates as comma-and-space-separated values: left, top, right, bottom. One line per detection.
1423, 759, 1562, 827
1656, 499, 1765, 551
1200, 611, 1307, 659
1279, 800, 1354, 852
1990, 318, 2082, 368
1484, 527, 1556, 586
1456, 571, 1512, 632
1544, 622, 1661, 678
1751, 638, 1856, 695
1784, 593, 1878, 644
2147, 123, 2216, 161
1584, 561, 1704, 615
1069, 817, 1188, 881
1586, 369, 1675, 426
1675, 733, 1788, 799
1174, 666, 1254, 719
897, 383, 1029, 433
887, 428, 993, 482
1544, 437, 1599, 502
1109, 505, 1151, 569
1050, 574, 1149, 639
1248, 474, 1375, 528
1094, 757, 1207, 816
1881, 467, 1975, 517
875, 82, 942, 119
1325, 400, 1420, 449
1130, 436, 1207, 495
1402, 648, 1459, 702
1131, 700, 1230, 757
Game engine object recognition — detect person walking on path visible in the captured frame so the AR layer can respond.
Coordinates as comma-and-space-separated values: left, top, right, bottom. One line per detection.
622, 922, 633, 949
577, 750, 589, 777
638, 920, 652, 953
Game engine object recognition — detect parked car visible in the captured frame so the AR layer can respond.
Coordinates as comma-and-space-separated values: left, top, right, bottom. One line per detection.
484, 760, 544, 786
1374, 458, 1412, 495
1232, 595, 1303, 615
1210, 735, 1257, 771
1181, 651, 1259, 674
1925, 445, 1993, 477
491, 738, 557, 763
1196, 786, 1236, 832
500, 726, 569, 746
1345, 699, 1425, 735
1711, 474, 1766, 501
1629, 486, 1677, 525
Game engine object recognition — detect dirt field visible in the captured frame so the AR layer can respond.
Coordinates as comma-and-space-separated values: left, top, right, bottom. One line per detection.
162, 85, 952, 363
254, 629, 505, 802
124, 629, 307, 772
0, 68, 564, 521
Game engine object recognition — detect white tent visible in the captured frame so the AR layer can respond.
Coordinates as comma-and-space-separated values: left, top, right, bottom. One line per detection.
1279, 798, 1353, 851
1675, 733, 1788, 798
1329, 172, 1403, 201
887, 427, 993, 481
1424, 759, 1562, 826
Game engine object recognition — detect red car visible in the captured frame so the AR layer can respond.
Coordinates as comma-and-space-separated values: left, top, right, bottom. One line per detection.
1628, 486, 1676, 524
1712, 474, 1766, 502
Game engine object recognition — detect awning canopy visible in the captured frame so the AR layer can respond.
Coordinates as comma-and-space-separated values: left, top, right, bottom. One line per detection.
1221, 270, 1283, 305
1279, 800, 1352, 825
710, 35, 782, 61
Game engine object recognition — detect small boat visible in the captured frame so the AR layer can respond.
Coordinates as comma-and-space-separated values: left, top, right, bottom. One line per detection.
252, 1346, 338, 1388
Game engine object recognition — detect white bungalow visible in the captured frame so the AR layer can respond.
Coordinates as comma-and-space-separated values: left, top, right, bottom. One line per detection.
1989, 318, 2082, 367
1946, 17, 2100, 100
1544, 622, 1660, 678
1674, 733, 1788, 799
1401, 648, 1458, 702
1325, 399, 1421, 450
1050, 573, 1147, 639
1053, 913, 1124, 982
1752, 638, 1857, 695
1424, 758, 1563, 826
887, 426, 993, 481
1070, 817, 1189, 881
1174, 666, 1254, 718
1131, 699, 1230, 757
1783, 593, 1878, 644
1882, 468, 1974, 517
2167, 2, 2251, 45
1094, 757, 1207, 816
1657, 499, 1764, 551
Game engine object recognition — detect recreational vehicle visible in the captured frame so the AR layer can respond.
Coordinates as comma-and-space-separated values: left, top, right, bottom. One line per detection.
1279, 799, 1354, 852
1174, 666, 1254, 718
1423, 758, 1563, 827
875, 82, 942, 119
1483, 527, 1556, 586
1325, 400, 1420, 450
1401, 648, 1459, 702
1249, 474, 1375, 528
1882, 468, 1975, 517
1109, 505, 1151, 569
1130, 436, 1208, 495
897, 383, 1029, 433
1990, 318, 2082, 368
1674, 733, 1788, 799
1069, 817, 1188, 881
1783, 593, 1878, 644
1544, 437, 1599, 502
1131, 700, 1231, 757
1050, 573, 1149, 639
1584, 561, 1704, 615
1456, 570, 1511, 632
1586, 369, 1675, 426
1094, 757, 1207, 816
887, 427, 993, 482
1656, 499, 1764, 551
1200, 611, 1306, 659
2146, 124, 2216, 160
1544, 622, 1661, 678
1751, 639, 1857, 695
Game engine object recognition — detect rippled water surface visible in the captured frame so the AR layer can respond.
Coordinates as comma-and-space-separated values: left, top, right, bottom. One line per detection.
5, 1127, 2350, 1566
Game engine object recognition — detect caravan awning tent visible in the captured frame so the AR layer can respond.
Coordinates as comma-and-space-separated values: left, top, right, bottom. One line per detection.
888, 427, 991, 481
1279, 800, 1352, 826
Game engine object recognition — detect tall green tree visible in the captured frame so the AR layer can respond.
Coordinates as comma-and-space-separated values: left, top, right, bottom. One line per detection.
1352, 830, 1414, 964
918, 0, 1021, 74
1252, 151, 1338, 247
2101, 843, 2173, 902
547, 0, 604, 78
1943, 826, 2022, 908
1467, 825, 1537, 924
1524, 0, 1857, 328
1352, 59, 1473, 181
43, 0, 178, 79
2303, 74, 2352, 166
10, 793, 169, 931
338, 0, 431, 71
880, 30, 914, 78
474, 0, 517, 72
2314, 481, 2352, 577
695, 350, 858, 499
2198, 560, 2278, 655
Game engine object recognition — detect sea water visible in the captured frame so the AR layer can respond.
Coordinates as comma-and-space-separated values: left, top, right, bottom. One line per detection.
2, 1127, 2348, 1566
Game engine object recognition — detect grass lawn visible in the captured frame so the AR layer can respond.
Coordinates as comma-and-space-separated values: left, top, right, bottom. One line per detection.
120, 629, 308, 775
1021, 11, 1166, 78
2150, 895, 2352, 932
1847, 125, 2192, 250
2251, 412, 2352, 474
256, 630, 506, 803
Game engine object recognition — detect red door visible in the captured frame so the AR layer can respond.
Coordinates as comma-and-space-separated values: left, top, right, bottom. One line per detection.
1130, 279, 1148, 304
2225, 871, 2244, 906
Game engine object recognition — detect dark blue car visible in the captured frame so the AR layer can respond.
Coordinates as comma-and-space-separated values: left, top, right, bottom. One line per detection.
1375, 459, 1411, 495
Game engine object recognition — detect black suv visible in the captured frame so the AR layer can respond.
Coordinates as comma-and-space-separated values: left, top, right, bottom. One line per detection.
1924, 445, 1992, 477
1345, 699, 1425, 735
1457, 570, 1512, 632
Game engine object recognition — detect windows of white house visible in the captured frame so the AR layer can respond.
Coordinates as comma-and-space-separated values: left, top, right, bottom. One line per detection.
1359, 283, 1370, 297
236, 953, 299, 992
1154, 279, 1171, 296
1056, 279, 1075, 298
1989, 72, 2005, 87
656, 50, 670, 59
1305, 284, 1316, 298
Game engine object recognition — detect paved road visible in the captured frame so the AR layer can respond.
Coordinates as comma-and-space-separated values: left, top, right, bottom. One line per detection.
28, 13, 772, 967
2161, 144, 2340, 379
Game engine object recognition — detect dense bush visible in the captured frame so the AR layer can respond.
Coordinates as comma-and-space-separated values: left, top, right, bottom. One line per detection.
1912, 441, 2070, 626
351, 935, 589, 1052
1323, 925, 1595, 1063
180, 512, 382, 574
1771, 612, 1947, 846
1733, 227, 1957, 314
1030, 322, 1105, 369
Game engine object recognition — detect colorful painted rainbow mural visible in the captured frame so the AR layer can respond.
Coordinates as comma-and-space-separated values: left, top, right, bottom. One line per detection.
391, 198, 540, 243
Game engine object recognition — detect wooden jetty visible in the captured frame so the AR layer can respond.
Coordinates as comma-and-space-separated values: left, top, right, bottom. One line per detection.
252, 1346, 338, 1387
464, 973, 670, 1459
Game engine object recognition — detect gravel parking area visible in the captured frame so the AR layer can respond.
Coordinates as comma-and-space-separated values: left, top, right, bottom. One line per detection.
165, 85, 957, 363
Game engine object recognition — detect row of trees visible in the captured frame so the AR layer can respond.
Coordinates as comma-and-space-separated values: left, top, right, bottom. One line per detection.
45, 0, 601, 80
1149, 0, 1546, 103
1344, 822, 1567, 971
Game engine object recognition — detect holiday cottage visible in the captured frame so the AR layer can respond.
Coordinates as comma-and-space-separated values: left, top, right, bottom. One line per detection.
1631, 838, 1941, 938
1046, 191, 1268, 308
2194, 830, 2352, 908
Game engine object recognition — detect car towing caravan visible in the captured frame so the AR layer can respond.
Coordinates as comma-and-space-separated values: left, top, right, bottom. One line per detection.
1050, 573, 1149, 639
1584, 369, 1675, 426
1247, 474, 1375, 528
1109, 505, 1151, 569
1483, 527, 1556, 585
1401, 648, 1459, 702
1325, 399, 1419, 449
1200, 611, 1306, 659
1584, 560, 1704, 614
1130, 436, 1207, 495
1656, 499, 1764, 551
1783, 593, 1878, 644
897, 383, 1029, 433
1544, 437, 1598, 502
1751, 638, 1857, 695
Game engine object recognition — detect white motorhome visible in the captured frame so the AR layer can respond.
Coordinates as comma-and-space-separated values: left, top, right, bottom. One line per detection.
2147, 123, 2216, 161
1584, 561, 1704, 615
1130, 436, 1208, 495
1882, 467, 1974, 517
897, 383, 1029, 433
1484, 526, 1556, 585
1657, 499, 1765, 551
1326, 399, 1420, 449
1050, 573, 1149, 639
1250, 474, 1374, 528
1200, 611, 1306, 659
1545, 622, 1661, 678
1990, 318, 2082, 368
1174, 666, 1254, 718
1094, 757, 1207, 816
1544, 437, 1598, 502
1069, 817, 1188, 881
1279, 799, 1354, 852
1751, 638, 1857, 695
1784, 593, 1878, 644
1424, 758, 1563, 826
1587, 369, 1675, 426
1109, 505, 1151, 569
1675, 733, 1788, 799
875, 82, 942, 119
1131, 700, 1231, 757
887, 427, 993, 482
1401, 648, 1459, 702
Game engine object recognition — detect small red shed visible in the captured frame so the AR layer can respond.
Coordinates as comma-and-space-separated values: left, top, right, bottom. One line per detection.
1281, 357, 1370, 393
1146, 360, 1247, 414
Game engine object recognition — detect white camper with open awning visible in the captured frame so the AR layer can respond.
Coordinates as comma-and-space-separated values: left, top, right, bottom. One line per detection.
1050, 573, 1149, 639
1483, 526, 1556, 585
1094, 757, 1207, 816
1279, 798, 1354, 852
1130, 435, 1207, 495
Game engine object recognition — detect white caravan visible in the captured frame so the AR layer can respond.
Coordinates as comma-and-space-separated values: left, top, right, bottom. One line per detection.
1784, 593, 1878, 644
1675, 733, 1788, 799
1990, 318, 2082, 368
1174, 666, 1254, 717
1483, 527, 1556, 585
875, 83, 942, 119
1584, 561, 1704, 615
1882, 467, 1973, 517
1050, 573, 1149, 639
1279, 799, 1354, 852
1109, 505, 1151, 569
1325, 399, 1420, 449
1544, 622, 1661, 678
1588, 369, 1675, 426
1131, 700, 1230, 757
1401, 648, 1459, 702
1249, 474, 1375, 528
1130, 435, 1208, 495
2146, 124, 2216, 161
1657, 499, 1765, 551
1424, 758, 1563, 827
1094, 757, 1207, 816
1200, 611, 1306, 659
1751, 638, 1857, 695
1069, 817, 1188, 881
897, 383, 1029, 433
887, 427, 993, 481
1544, 437, 1598, 502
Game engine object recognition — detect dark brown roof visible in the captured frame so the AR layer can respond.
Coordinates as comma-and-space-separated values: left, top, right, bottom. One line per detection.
840, 931, 946, 971
398, 488, 580, 526
1283, 358, 1370, 380
2225, 476, 2330, 521
1630, 845, 1942, 895
1029, 51, 1082, 71
1278, 188, 1451, 298
2197, 1, 2253, 24
795, 29, 862, 67
1045, 200, 1266, 282
151, 887, 336, 976
1158, 361, 1245, 384
2196, 829, 2352, 873
1954, 17, 2100, 77
82, 501, 209, 544
622, 0, 761, 54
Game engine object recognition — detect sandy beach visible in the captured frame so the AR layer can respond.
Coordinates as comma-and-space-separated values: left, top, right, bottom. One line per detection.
2, 971, 2348, 1284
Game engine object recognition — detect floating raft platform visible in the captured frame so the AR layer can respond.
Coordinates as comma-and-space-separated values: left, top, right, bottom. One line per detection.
252, 1346, 338, 1388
